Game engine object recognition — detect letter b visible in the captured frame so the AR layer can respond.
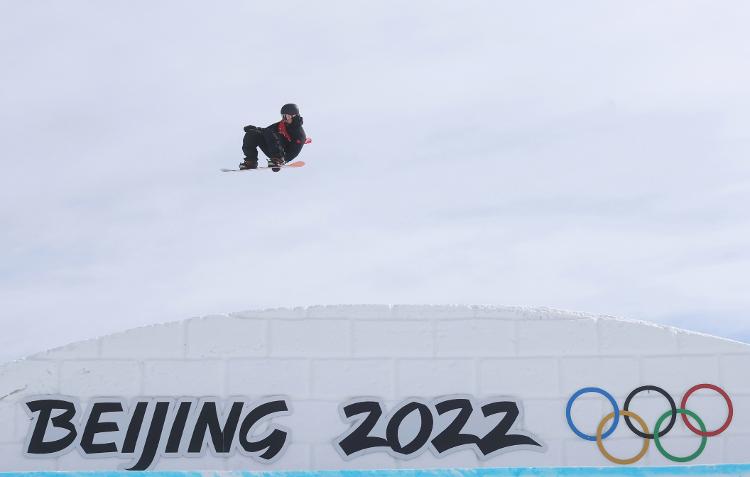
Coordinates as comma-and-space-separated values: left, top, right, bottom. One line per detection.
26, 399, 78, 454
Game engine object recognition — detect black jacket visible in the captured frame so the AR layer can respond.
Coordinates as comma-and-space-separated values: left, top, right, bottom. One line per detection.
244, 116, 306, 162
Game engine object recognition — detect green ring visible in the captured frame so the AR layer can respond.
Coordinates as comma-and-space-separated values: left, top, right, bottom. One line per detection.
653, 408, 707, 462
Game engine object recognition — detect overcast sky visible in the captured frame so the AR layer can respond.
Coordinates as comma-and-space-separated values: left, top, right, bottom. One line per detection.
2, 1, 749, 362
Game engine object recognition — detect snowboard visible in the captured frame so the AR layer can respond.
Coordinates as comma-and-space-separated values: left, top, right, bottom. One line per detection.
221, 161, 305, 172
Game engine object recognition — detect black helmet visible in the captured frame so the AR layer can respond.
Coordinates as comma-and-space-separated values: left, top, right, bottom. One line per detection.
280, 103, 300, 115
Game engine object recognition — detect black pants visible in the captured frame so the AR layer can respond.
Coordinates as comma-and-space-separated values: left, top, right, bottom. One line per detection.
242, 128, 267, 167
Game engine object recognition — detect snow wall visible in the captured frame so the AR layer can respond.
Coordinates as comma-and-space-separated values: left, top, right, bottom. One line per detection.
1, 305, 749, 476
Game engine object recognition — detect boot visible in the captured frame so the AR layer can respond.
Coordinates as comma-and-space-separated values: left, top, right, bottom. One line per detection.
269, 157, 284, 172
239, 158, 258, 170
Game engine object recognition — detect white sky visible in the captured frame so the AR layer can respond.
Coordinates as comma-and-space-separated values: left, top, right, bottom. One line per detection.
2, 1, 750, 362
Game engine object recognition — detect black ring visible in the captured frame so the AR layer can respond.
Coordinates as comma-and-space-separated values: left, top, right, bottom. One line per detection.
623, 385, 676, 439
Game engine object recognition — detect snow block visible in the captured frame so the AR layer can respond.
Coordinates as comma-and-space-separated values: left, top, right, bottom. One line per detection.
0, 305, 747, 471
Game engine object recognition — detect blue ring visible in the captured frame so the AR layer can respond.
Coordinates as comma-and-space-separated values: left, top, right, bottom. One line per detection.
566, 387, 619, 441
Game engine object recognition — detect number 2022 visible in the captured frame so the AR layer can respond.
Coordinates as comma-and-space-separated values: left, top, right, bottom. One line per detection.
335, 396, 544, 460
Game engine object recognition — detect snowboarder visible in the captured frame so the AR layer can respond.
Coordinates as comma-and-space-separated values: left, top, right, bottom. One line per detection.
240, 103, 307, 172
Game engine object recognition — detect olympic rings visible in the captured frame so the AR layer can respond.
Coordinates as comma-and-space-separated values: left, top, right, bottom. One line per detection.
567, 384, 732, 464
596, 411, 650, 465
565, 387, 619, 441
653, 408, 707, 463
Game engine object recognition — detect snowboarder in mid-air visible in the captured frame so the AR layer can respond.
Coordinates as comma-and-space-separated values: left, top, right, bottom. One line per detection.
240, 103, 308, 172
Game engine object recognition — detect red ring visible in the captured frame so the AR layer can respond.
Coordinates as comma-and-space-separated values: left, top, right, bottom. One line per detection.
680, 384, 733, 437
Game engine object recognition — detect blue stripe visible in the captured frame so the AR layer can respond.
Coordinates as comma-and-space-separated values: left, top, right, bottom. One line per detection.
4, 467, 750, 477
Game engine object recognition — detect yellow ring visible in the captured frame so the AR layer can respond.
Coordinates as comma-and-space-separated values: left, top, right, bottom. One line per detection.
596, 410, 650, 465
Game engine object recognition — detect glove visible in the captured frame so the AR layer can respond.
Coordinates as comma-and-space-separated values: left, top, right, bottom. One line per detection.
291, 115, 303, 127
